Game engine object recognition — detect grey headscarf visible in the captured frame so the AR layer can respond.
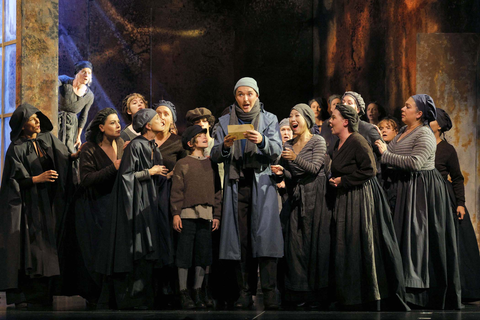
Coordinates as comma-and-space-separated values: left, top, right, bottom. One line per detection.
153, 100, 177, 123
279, 118, 290, 128
335, 104, 359, 132
411, 94, 437, 125
342, 91, 366, 116
292, 103, 315, 129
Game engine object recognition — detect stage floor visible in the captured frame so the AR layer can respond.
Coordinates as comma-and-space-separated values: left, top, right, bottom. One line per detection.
1, 295, 480, 320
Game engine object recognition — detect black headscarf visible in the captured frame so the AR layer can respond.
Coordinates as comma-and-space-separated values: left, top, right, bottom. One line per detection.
411, 94, 437, 125
335, 104, 359, 132
9, 103, 53, 142
435, 108, 452, 132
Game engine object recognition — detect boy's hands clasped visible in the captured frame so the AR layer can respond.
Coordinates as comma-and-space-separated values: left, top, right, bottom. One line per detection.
173, 216, 221, 233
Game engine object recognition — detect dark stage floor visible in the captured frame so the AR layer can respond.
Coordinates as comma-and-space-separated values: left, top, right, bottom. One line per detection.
1, 295, 480, 320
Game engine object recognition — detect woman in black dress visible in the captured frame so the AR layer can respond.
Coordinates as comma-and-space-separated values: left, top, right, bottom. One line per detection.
271, 104, 330, 307
329, 104, 406, 310
375, 94, 461, 309
0, 104, 78, 309
430, 108, 480, 301
62, 108, 124, 306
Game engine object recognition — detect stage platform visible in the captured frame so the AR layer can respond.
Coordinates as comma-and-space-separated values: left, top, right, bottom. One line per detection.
1, 294, 480, 320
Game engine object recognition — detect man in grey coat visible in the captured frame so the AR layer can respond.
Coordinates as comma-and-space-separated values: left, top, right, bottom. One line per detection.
211, 77, 283, 310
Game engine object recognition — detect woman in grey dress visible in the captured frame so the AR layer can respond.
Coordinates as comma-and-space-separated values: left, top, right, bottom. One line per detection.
375, 94, 461, 309
58, 60, 94, 152
271, 104, 330, 307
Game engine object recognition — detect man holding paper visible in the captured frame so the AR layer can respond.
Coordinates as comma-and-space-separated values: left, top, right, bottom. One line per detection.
211, 77, 283, 310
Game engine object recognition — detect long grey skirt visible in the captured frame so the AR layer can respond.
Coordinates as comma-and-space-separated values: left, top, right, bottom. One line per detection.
383, 168, 461, 309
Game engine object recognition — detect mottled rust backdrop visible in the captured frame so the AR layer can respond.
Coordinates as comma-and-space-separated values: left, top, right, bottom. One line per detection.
59, 0, 479, 125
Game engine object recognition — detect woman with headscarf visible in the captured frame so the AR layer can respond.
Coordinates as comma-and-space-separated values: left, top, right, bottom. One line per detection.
0, 104, 78, 309
308, 97, 329, 134
375, 94, 461, 309
153, 100, 187, 175
430, 108, 480, 301
271, 104, 330, 307
120, 93, 147, 142
151, 100, 186, 307
58, 61, 94, 153
61, 108, 124, 307
329, 105, 407, 310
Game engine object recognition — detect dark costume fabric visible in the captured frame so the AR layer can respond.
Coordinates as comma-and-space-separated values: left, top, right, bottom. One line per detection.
61, 139, 124, 302
381, 125, 461, 309
331, 133, 407, 308
158, 134, 187, 172
320, 119, 338, 157
358, 120, 383, 176
0, 104, 72, 304
279, 135, 332, 302
58, 75, 94, 153
435, 140, 480, 300
94, 135, 172, 309
120, 125, 138, 142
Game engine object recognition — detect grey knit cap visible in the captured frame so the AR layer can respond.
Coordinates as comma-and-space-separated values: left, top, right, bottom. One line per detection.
233, 77, 259, 96
342, 91, 366, 116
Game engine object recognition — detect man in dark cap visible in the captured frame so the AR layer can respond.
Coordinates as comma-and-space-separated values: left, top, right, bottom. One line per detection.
211, 77, 283, 310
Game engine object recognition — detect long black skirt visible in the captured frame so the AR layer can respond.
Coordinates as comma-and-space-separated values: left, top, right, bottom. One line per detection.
383, 168, 461, 309
444, 181, 480, 301
333, 178, 407, 308
282, 175, 332, 302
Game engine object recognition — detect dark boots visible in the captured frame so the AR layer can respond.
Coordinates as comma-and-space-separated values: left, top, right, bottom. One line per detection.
259, 258, 279, 310
192, 288, 207, 309
180, 289, 195, 310
234, 257, 278, 310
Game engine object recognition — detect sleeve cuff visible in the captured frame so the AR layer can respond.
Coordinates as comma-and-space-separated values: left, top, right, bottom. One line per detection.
257, 135, 266, 149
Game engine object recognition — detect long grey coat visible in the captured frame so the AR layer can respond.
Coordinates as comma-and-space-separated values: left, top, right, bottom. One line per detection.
211, 104, 283, 260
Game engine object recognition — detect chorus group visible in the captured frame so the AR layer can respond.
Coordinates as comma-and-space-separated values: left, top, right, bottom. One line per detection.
1, 60, 479, 312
